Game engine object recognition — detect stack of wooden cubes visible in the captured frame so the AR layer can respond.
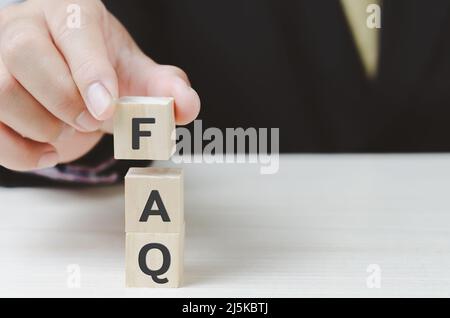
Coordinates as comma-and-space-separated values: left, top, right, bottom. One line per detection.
114, 97, 184, 288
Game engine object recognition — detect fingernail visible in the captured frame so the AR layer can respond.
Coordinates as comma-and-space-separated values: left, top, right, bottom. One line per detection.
86, 82, 113, 119
38, 152, 59, 169
75, 110, 101, 132
57, 124, 75, 142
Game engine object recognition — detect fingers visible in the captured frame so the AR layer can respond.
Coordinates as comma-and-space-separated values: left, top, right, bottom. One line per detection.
44, 0, 118, 120
0, 123, 59, 171
0, 58, 74, 143
0, 0, 200, 159
0, 0, 111, 172
0, 17, 101, 132
51, 130, 104, 163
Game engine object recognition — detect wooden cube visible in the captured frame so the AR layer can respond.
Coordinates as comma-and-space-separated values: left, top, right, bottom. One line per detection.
126, 230, 184, 288
114, 97, 175, 160
125, 167, 183, 233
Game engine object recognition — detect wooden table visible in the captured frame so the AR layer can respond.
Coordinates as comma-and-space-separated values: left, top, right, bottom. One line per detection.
1, 154, 449, 297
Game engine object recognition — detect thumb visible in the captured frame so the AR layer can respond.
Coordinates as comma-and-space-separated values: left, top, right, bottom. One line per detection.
99, 60, 203, 133
107, 11, 201, 125
117, 52, 202, 125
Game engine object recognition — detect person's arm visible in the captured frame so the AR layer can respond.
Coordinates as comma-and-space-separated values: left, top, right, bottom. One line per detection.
0, 0, 200, 185
0, 134, 153, 187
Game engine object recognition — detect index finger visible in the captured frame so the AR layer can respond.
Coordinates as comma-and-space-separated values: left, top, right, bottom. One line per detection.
44, 0, 118, 120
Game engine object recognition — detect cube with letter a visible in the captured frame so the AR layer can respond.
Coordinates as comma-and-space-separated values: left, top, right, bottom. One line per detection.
113, 97, 176, 160
125, 167, 183, 233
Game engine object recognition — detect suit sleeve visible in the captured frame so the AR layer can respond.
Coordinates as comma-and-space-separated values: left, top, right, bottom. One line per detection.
0, 135, 150, 188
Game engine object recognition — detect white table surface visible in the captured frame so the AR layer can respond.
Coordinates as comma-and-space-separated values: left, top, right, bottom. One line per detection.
1, 154, 450, 297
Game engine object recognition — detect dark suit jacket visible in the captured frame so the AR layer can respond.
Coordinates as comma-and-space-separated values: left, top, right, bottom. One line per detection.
2, 0, 450, 186
105, 0, 450, 152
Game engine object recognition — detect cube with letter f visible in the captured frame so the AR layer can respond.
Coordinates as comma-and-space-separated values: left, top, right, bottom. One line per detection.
113, 97, 176, 160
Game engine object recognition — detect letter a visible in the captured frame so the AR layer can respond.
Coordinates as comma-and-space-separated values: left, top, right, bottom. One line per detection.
139, 190, 171, 222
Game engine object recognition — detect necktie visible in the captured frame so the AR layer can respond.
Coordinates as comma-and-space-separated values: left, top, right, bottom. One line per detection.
341, 0, 381, 78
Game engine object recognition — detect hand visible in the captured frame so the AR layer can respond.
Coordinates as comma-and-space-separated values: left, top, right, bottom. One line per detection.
0, 0, 201, 171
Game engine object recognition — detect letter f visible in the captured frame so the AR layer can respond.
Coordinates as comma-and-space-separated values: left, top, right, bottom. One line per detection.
132, 118, 156, 150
